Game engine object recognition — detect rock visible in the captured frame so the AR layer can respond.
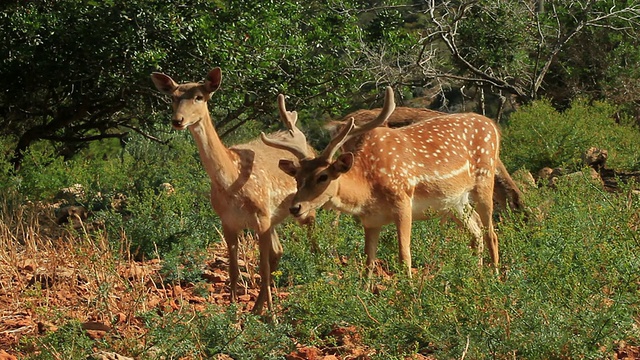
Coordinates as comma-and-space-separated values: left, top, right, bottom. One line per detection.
0, 350, 17, 360
88, 351, 134, 360
55, 184, 86, 203
55, 205, 89, 228
511, 168, 537, 191
582, 147, 608, 170
159, 182, 175, 195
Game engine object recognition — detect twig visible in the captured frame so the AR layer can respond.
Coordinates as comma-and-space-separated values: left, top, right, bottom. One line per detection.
120, 123, 169, 144
356, 295, 380, 325
460, 335, 470, 360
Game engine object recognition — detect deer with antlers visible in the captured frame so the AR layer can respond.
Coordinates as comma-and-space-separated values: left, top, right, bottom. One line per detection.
151, 68, 315, 315
262, 86, 507, 278
325, 108, 524, 213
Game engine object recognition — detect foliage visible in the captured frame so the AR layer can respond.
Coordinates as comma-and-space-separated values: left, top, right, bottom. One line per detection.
2, 2, 640, 356
96, 134, 218, 261
0, 0, 399, 168
281, 177, 640, 359
411, 0, 640, 119
140, 305, 294, 359
501, 98, 640, 172
456, 1, 536, 78
2, 97, 640, 358
20, 321, 96, 360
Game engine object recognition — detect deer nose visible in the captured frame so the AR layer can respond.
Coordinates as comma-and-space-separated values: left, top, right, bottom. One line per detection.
172, 118, 184, 128
289, 204, 302, 216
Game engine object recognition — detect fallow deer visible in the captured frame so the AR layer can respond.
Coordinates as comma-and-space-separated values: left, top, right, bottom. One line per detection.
151, 68, 315, 315
326, 108, 524, 213
262, 86, 505, 278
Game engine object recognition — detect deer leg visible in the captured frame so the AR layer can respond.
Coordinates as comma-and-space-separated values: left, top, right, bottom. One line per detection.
394, 208, 413, 278
474, 180, 500, 270
253, 228, 276, 316
223, 226, 240, 303
363, 226, 382, 281
269, 229, 283, 271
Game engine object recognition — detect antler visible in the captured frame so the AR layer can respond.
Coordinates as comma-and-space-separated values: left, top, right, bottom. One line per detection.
320, 86, 396, 161
261, 94, 311, 159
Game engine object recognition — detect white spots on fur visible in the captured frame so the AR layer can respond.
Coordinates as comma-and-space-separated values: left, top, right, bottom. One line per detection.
407, 161, 471, 186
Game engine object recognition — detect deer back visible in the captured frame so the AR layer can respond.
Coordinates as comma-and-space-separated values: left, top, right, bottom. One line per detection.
325, 107, 446, 153
352, 113, 501, 196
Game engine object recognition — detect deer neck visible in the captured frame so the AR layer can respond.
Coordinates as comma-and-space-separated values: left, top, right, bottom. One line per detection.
188, 114, 240, 189
331, 161, 372, 216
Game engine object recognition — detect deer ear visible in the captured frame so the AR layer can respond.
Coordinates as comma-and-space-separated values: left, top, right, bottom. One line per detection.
151, 72, 178, 95
204, 67, 222, 93
278, 159, 298, 177
331, 153, 354, 175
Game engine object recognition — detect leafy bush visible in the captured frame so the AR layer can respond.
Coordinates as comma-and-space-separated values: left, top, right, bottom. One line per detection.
21, 321, 96, 360
93, 133, 219, 261
3, 96, 640, 359
141, 305, 295, 359
501, 98, 640, 172
280, 174, 640, 359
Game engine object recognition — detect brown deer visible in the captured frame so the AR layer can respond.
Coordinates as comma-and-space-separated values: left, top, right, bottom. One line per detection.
262, 86, 506, 278
326, 108, 524, 213
151, 68, 315, 315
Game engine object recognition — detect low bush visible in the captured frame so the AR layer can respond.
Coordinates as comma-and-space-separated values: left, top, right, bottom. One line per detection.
501, 98, 640, 172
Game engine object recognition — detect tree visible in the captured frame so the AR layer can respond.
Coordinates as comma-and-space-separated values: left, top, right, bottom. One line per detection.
421, 0, 640, 116
0, 0, 399, 170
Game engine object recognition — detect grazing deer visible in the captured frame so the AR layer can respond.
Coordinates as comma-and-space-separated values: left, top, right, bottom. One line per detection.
151, 68, 315, 315
262, 86, 506, 278
326, 108, 524, 213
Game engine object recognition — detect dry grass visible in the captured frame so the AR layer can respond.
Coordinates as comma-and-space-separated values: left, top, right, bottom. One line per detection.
0, 197, 262, 357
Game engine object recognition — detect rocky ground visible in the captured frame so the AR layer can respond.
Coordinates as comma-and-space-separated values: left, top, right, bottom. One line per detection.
0, 217, 400, 360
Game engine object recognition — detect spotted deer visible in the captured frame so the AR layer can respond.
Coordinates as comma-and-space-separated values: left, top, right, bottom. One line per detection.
326, 108, 524, 213
262, 86, 505, 278
151, 68, 315, 315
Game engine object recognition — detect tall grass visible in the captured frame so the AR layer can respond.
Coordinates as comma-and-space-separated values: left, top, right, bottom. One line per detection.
279, 176, 640, 359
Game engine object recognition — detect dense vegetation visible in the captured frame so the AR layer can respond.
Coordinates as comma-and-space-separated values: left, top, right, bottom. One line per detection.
1, 0, 640, 359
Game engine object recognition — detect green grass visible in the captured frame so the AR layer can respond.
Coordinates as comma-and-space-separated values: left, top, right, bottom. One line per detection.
278, 177, 640, 359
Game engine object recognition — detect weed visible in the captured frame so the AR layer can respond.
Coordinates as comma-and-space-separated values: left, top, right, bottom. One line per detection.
20, 321, 96, 360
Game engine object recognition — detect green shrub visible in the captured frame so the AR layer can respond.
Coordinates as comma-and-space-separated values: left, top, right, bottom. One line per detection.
501, 98, 640, 172
21, 321, 96, 360
13, 141, 71, 201
281, 174, 640, 359
140, 305, 295, 359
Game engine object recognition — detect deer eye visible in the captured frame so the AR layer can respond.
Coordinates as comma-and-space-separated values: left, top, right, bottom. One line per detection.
317, 174, 329, 183
195, 95, 204, 102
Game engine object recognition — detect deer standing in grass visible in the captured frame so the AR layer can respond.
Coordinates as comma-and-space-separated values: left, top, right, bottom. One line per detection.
326, 108, 524, 213
262, 86, 505, 278
151, 68, 315, 314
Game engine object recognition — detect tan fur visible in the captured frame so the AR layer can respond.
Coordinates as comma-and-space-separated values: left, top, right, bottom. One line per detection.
328, 107, 524, 213
151, 68, 314, 315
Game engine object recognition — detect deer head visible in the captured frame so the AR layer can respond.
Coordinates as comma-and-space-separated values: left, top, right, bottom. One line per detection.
151, 68, 222, 130
262, 86, 396, 218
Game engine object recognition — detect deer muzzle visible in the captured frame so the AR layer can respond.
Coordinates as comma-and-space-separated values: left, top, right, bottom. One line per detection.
172, 118, 185, 129
289, 203, 303, 217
